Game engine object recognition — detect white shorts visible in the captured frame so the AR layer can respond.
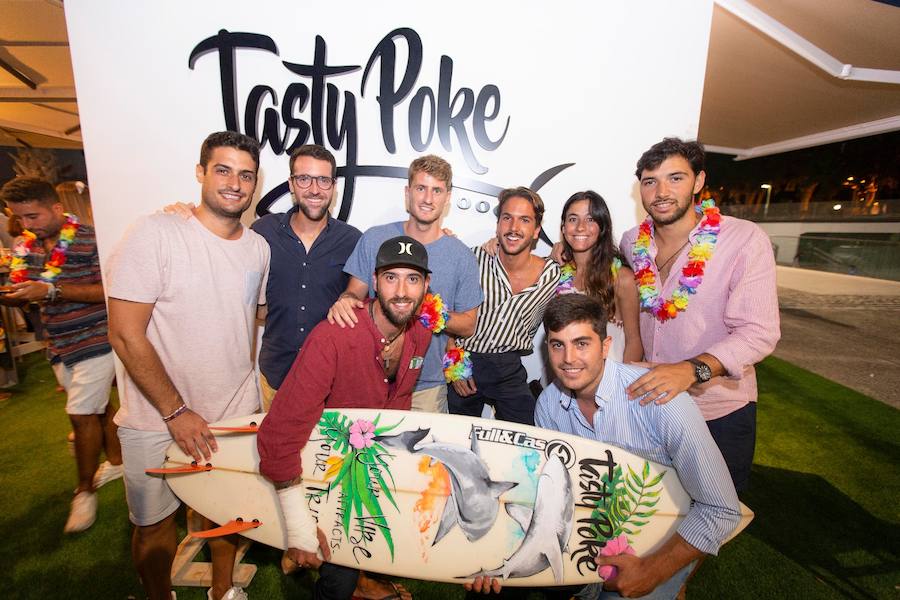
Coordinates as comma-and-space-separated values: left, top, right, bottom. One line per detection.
411, 384, 448, 413
52, 352, 116, 416
117, 426, 181, 526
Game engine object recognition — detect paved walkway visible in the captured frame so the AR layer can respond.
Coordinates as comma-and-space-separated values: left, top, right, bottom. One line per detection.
774, 267, 900, 409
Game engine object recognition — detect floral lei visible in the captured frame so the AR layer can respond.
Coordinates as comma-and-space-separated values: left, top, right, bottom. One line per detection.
9, 213, 79, 284
418, 292, 449, 333
632, 199, 720, 321
555, 257, 622, 295
442, 347, 473, 382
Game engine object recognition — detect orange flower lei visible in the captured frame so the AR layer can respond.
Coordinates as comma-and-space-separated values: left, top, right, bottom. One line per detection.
9, 213, 79, 284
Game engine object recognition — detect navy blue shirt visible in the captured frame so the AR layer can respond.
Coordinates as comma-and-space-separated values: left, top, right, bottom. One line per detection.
251, 207, 361, 388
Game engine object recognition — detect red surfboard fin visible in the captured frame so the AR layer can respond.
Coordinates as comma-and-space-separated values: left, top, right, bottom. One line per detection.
191, 518, 262, 538
145, 462, 214, 474
208, 422, 259, 433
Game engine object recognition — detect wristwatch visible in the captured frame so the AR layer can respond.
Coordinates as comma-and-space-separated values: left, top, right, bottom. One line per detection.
687, 358, 712, 384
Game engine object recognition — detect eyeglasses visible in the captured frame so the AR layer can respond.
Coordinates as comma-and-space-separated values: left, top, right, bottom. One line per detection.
291, 174, 336, 190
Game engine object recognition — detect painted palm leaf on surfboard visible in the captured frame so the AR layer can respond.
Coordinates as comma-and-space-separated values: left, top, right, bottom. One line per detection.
160, 410, 753, 587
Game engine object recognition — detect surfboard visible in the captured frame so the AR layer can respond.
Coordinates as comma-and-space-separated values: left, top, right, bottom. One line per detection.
158, 410, 753, 587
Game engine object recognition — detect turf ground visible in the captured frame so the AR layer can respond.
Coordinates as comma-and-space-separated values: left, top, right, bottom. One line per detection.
1, 354, 897, 599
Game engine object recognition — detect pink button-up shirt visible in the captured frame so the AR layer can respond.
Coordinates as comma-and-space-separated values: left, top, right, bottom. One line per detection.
620, 215, 780, 421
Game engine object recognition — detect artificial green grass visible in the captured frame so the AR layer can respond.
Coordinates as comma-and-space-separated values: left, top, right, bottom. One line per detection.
1, 354, 897, 599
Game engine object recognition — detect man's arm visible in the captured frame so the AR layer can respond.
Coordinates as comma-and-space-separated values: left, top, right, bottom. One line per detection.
627, 227, 779, 403
598, 394, 740, 595
444, 306, 477, 338
326, 276, 368, 327
108, 297, 217, 461
257, 325, 339, 566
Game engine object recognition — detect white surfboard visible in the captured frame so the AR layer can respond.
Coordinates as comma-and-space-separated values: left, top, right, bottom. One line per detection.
158, 410, 752, 587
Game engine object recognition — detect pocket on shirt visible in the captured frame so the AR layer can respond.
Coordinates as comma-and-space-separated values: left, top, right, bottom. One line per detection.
244, 271, 264, 305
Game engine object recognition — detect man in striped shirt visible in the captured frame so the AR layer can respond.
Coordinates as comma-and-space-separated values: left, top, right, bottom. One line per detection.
533, 293, 740, 599
0, 177, 122, 534
448, 187, 560, 425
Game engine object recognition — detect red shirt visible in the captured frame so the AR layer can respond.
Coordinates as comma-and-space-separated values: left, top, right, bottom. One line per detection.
257, 301, 432, 483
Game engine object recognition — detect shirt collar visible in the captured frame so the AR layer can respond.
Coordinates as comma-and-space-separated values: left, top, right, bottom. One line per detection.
279, 204, 333, 232
557, 359, 619, 412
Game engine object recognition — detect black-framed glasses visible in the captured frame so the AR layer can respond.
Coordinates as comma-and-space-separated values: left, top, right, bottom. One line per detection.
291, 174, 335, 190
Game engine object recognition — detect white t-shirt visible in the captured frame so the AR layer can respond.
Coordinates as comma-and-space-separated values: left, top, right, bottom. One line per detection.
107, 213, 270, 431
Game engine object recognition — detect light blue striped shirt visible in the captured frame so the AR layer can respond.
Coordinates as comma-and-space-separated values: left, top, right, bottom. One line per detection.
535, 360, 741, 555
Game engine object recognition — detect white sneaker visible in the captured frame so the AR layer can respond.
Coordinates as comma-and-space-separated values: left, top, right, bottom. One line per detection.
93, 460, 124, 489
208, 587, 247, 600
63, 490, 97, 533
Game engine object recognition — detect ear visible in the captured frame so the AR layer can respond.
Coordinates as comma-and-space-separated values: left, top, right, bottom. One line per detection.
601, 335, 612, 360
52, 202, 65, 218
692, 170, 706, 195
532, 224, 542, 240
404, 185, 411, 211
195, 163, 205, 183
371, 273, 378, 294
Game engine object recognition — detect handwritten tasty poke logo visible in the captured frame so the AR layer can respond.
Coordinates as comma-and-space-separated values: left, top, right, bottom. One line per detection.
189, 27, 572, 232
469, 425, 547, 451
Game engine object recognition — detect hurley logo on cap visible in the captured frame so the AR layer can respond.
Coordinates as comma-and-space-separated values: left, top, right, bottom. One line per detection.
375, 235, 431, 274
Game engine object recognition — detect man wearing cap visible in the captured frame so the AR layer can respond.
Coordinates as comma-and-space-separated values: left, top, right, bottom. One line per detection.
257, 235, 433, 600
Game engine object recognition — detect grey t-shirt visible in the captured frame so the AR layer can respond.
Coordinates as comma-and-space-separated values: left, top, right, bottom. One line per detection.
344, 221, 483, 390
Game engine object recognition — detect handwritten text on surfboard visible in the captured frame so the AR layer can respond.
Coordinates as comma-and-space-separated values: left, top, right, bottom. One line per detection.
573, 451, 618, 575
307, 437, 383, 563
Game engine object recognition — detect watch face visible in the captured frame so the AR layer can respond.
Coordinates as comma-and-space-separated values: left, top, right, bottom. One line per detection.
697, 363, 712, 382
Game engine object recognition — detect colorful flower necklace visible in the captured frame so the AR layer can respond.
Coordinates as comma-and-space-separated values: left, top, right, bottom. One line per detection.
555, 257, 623, 295
632, 199, 720, 321
9, 213, 79, 284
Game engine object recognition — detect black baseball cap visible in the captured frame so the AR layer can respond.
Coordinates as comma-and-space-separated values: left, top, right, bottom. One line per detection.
375, 235, 431, 275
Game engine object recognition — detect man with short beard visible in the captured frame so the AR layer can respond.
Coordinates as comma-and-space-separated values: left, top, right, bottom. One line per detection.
258, 235, 432, 600
447, 187, 559, 425
619, 138, 779, 495
250, 145, 361, 410
328, 155, 482, 415
107, 131, 270, 600
0, 177, 123, 534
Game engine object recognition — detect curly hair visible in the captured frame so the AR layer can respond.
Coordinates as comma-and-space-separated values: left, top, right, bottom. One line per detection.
635, 137, 704, 179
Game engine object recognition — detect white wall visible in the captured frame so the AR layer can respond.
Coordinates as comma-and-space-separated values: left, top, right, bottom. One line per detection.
64, 1, 715, 263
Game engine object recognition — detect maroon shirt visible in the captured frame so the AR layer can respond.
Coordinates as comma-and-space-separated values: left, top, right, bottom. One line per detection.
258, 301, 432, 483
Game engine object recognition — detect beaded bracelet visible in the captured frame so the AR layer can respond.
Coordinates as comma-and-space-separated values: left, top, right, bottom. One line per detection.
418, 292, 449, 334
162, 403, 188, 422
442, 347, 473, 383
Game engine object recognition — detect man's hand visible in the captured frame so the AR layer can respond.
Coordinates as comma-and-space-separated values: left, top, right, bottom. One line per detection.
464, 576, 502, 595
165, 408, 218, 461
597, 554, 661, 598
548, 241, 565, 265
451, 377, 477, 397
480, 237, 499, 256
326, 294, 363, 328
7, 280, 51, 302
161, 202, 196, 219
285, 527, 330, 569
626, 361, 694, 405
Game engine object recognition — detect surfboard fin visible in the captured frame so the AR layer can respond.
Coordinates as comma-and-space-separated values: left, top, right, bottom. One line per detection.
208, 422, 259, 433
145, 463, 214, 474
191, 518, 262, 538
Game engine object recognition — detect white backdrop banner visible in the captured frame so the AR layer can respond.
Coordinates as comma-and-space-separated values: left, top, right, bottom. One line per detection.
65, 0, 714, 264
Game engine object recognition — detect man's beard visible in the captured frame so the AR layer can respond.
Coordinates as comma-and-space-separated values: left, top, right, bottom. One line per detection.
378, 293, 424, 328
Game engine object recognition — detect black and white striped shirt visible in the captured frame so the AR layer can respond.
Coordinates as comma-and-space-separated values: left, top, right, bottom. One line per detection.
461, 247, 560, 354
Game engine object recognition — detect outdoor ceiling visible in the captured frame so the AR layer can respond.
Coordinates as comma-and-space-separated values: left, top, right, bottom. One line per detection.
1, 0, 899, 156
699, 0, 900, 156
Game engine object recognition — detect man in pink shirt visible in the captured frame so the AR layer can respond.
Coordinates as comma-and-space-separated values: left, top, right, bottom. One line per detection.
620, 138, 779, 493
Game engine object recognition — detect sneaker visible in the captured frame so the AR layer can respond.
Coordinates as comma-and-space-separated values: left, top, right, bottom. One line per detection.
63, 490, 97, 533
208, 587, 247, 600
93, 460, 124, 489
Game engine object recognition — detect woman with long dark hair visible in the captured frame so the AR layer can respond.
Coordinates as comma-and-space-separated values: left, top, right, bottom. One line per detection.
556, 190, 642, 362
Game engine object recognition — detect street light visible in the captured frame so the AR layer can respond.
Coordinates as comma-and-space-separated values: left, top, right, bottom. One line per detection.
761, 184, 772, 217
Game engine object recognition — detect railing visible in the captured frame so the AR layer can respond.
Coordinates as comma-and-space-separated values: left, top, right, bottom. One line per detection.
767, 234, 900, 282
721, 199, 898, 222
